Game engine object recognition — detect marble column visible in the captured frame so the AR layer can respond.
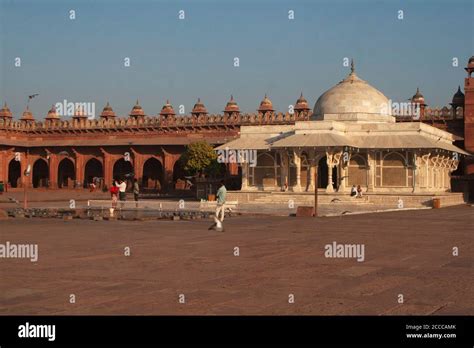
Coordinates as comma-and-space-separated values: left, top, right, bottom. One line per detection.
326, 154, 334, 193
278, 150, 289, 191
241, 162, 249, 190
308, 165, 315, 191
366, 152, 374, 192
307, 149, 316, 191
412, 153, 418, 193
292, 150, 302, 192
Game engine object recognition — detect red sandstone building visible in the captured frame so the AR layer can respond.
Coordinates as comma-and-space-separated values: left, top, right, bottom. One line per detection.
0, 95, 310, 192
0, 57, 473, 198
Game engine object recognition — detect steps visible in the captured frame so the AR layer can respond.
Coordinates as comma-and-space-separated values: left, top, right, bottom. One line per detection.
228, 192, 371, 205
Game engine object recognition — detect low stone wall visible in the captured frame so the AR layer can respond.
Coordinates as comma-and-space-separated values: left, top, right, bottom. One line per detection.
365, 192, 465, 208
226, 190, 466, 208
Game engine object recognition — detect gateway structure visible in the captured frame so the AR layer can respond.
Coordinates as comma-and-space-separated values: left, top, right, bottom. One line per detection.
218, 63, 469, 196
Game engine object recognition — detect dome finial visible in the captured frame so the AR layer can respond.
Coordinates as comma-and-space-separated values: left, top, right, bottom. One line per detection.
351, 59, 355, 73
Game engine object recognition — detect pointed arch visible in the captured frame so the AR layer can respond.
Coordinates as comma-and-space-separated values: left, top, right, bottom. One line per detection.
58, 158, 75, 188
84, 158, 103, 188
8, 159, 21, 188
142, 157, 164, 190
32, 159, 49, 188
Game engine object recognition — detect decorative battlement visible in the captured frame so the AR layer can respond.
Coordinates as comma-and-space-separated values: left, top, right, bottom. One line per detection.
395, 106, 464, 121
0, 94, 312, 135
0, 111, 311, 134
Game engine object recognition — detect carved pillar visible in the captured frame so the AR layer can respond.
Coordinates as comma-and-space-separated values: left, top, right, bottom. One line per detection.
430, 155, 441, 191
131, 148, 144, 184
419, 153, 431, 189
442, 156, 450, 190
21, 151, 29, 189
326, 153, 334, 193
412, 153, 418, 193
284, 152, 290, 190
308, 165, 316, 191
0, 150, 6, 184
426, 156, 431, 189
366, 152, 374, 192
48, 152, 59, 189
101, 148, 113, 188
325, 151, 342, 193
437, 160, 442, 189
72, 149, 84, 188
339, 150, 350, 192
292, 149, 301, 192
241, 162, 249, 190
436, 156, 443, 190
163, 150, 178, 192
278, 150, 289, 191
307, 149, 316, 191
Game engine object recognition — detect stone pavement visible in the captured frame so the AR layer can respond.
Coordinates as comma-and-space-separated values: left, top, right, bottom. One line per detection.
0, 189, 429, 217
0, 205, 472, 315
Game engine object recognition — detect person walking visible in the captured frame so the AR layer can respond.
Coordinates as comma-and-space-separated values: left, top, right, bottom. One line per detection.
133, 178, 140, 208
215, 180, 227, 222
208, 180, 227, 232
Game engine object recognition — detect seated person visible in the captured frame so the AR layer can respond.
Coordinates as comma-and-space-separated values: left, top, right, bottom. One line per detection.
350, 185, 357, 197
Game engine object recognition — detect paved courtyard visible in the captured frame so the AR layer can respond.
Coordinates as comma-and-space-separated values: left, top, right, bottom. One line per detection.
0, 205, 473, 315
0, 189, 434, 216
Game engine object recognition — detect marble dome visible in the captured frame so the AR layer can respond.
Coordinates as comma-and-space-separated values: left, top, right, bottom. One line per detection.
312, 67, 393, 122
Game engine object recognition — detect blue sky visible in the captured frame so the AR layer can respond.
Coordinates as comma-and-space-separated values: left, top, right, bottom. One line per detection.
0, 0, 473, 118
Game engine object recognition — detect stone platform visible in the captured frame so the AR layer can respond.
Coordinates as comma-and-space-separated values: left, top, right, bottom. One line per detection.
227, 190, 466, 208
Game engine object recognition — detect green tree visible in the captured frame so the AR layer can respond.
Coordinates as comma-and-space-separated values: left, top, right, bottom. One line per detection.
180, 141, 223, 177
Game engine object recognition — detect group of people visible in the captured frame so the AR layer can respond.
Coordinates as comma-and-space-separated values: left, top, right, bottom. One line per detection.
350, 184, 364, 198
107, 175, 228, 232
109, 178, 140, 208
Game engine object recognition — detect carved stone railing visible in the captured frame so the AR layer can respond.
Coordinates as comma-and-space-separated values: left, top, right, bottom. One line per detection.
395, 106, 464, 121
0, 111, 311, 133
